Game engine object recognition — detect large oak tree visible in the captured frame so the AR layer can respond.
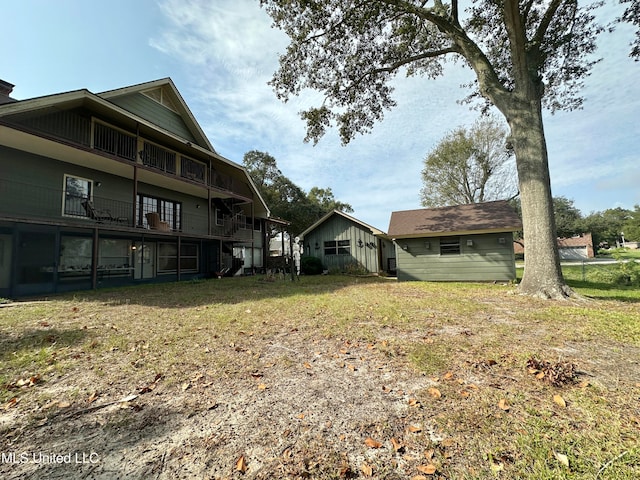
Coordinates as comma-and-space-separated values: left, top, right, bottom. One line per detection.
261, 0, 612, 299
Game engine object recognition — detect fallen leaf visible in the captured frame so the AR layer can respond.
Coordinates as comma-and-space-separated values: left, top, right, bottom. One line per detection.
424, 449, 435, 460
360, 463, 373, 477
382, 385, 392, 393
303, 362, 312, 369
58, 400, 71, 408
297, 413, 305, 419
391, 437, 403, 451
409, 397, 422, 407
4, 397, 18, 410
347, 364, 356, 371
443, 371, 454, 380
498, 398, 510, 411
536, 371, 546, 379
338, 463, 351, 477
427, 387, 442, 399
257, 383, 267, 390
236, 455, 248, 473
87, 392, 99, 404
459, 390, 470, 398
408, 425, 422, 433
411, 477, 428, 480
417, 464, 437, 474
554, 451, 569, 467
553, 394, 567, 408
364, 437, 382, 448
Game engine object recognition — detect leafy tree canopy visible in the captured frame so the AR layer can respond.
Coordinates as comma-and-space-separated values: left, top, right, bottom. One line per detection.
420, 115, 516, 207
243, 150, 353, 236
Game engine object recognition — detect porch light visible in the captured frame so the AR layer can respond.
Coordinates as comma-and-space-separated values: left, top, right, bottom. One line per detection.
402, 244, 409, 251
498, 237, 506, 244
315, 242, 319, 250
357, 239, 364, 248
467, 239, 474, 247
424, 241, 430, 249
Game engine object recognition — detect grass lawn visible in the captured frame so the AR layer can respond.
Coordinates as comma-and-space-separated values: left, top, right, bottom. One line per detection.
1, 274, 638, 479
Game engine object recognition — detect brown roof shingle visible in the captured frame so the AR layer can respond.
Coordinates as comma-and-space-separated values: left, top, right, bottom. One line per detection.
388, 200, 522, 238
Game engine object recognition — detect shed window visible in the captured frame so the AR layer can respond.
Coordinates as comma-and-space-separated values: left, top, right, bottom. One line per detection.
324, 240, 351, 255
440, 237, 461, 255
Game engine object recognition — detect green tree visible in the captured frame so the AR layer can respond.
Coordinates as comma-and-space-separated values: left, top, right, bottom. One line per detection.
621, 0, 640, 58
581, 207, 633, 248
308, 187, 354, 215
420, 116, 515, 207
261, 0, 606, 299
622, 205, 640, 242
553, 196, 583, 238
243, 150, 352, 235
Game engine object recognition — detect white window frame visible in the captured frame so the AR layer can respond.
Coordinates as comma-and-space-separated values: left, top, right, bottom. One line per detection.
62, 174, 93, 218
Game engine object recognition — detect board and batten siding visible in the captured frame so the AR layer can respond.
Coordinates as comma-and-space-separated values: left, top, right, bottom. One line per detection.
395, 233, 516, 282
303, 215, 380, 272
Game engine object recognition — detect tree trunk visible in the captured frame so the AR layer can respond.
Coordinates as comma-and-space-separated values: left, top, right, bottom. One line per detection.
503, 100, 572, 299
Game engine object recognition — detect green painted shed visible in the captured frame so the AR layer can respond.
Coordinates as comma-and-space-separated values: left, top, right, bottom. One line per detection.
299, 210, 395, 274
388, 201, 522, 282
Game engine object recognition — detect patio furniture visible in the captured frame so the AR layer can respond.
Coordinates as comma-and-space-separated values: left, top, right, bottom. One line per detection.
146, 212, 170, 231
82, 200, 127, 223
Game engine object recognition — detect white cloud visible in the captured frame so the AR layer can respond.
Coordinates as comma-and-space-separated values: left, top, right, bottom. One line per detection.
150, 0, 640, 229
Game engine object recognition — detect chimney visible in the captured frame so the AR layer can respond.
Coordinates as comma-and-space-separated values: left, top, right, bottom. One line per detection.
0, 79, 17, 104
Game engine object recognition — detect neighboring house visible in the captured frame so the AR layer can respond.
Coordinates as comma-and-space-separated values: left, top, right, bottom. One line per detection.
388, 201, 522, 282
0, 78, 276, 298
299, 210, 395, 274
513, 233, 595, 260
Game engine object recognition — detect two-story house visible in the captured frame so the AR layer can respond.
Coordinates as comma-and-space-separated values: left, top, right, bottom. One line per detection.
0, 78, 277, 298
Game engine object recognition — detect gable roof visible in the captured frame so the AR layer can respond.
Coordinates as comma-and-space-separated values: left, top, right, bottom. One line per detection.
299, 210, 387, 239
0, 79, 271, 217
388, 200, 522, 238
98, 78, 215, 153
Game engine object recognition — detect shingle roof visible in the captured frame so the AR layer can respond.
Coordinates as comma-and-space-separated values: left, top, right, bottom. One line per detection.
388, 200, 522, 238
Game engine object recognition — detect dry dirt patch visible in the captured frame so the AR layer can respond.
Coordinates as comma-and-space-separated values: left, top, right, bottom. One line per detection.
1, 278, 639, 479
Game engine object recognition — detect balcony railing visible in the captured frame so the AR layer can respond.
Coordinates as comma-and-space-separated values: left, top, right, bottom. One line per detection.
0, 178, 254, 241
4, 112, 253, 199
140, 141, 177, 174
180, 155, 206, 183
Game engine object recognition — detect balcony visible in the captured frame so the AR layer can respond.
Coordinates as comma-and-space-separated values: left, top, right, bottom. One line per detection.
0, 177, 255, 242
3, 111, 253, 200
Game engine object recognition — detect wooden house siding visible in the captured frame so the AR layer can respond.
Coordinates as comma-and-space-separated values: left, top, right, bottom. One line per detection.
303, 215, 380, 272
395, 233, 516, 282
108, 93, 197, 144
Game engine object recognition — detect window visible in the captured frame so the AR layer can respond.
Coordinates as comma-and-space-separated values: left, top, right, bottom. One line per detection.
157, 243, 178, 273
157, 242, 199, 273
324, 240, 351, 255
138, 194, 181, 231
63, 174, 92, 217
215, 209, 224, 226
440, 237, 461, 255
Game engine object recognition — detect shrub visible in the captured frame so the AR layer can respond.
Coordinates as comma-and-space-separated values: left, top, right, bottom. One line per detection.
301, 256, 324, 275
344, 261, 368, 276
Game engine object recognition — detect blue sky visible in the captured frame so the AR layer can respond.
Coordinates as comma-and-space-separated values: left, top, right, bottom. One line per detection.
3, 0, 639, 231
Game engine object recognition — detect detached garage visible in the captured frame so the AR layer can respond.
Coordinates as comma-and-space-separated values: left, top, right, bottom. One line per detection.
388, 201, 522, 282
